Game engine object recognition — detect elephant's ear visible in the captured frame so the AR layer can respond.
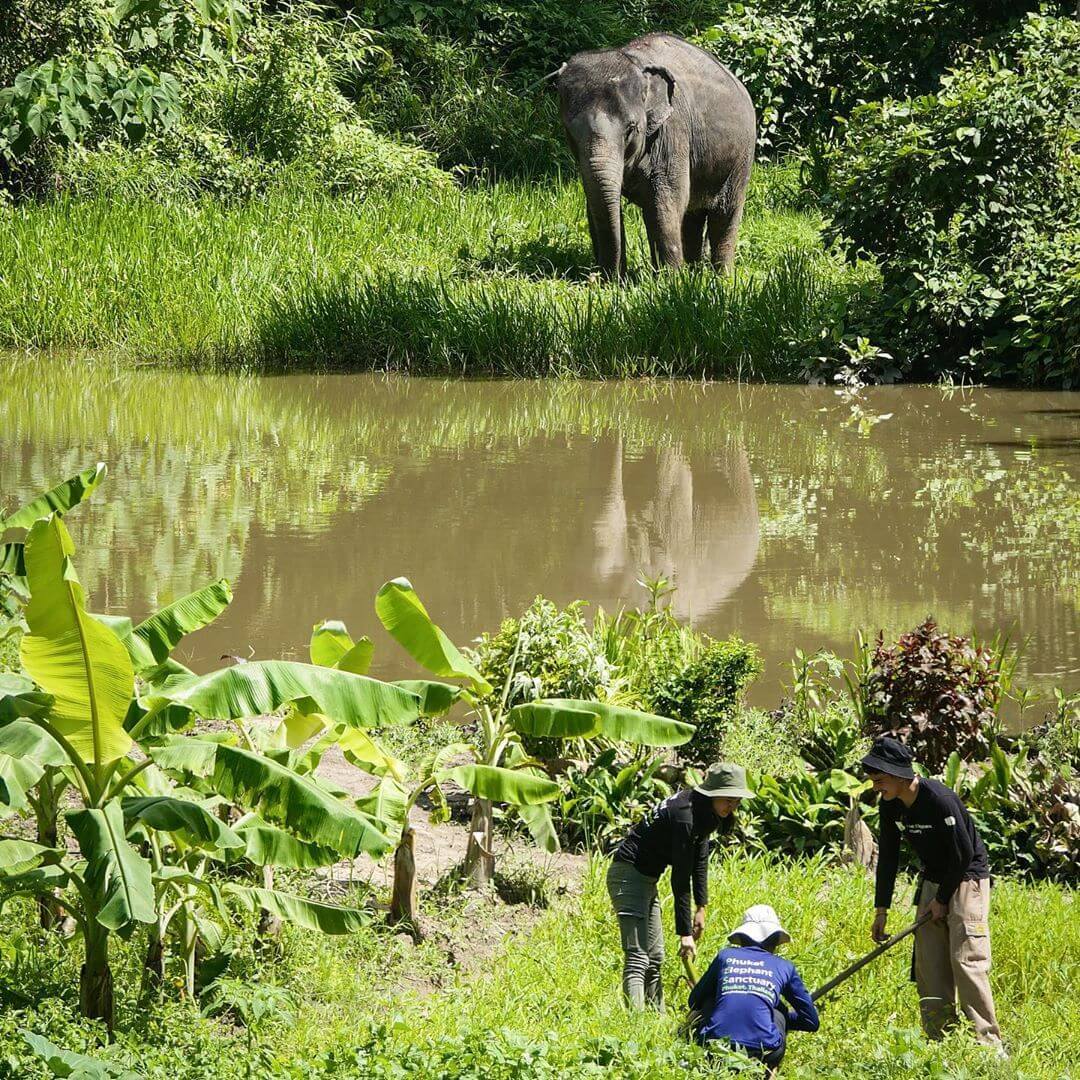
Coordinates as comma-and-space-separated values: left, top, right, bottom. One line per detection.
644, 66, 676, 135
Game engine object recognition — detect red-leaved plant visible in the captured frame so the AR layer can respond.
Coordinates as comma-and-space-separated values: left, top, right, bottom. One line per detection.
860, 618, 1004, 773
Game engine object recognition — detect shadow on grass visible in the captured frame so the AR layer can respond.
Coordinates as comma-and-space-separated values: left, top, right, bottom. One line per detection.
457, 227, 597, 281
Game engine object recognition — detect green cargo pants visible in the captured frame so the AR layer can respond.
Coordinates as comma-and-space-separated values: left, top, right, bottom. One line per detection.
607, 858, 664, 1011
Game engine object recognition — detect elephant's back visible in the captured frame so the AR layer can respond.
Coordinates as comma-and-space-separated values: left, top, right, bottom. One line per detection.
622, 32, 755, 127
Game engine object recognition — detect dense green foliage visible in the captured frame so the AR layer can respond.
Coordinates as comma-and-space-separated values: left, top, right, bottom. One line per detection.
826, 13, 1080, 385
2, 0, 1076, 381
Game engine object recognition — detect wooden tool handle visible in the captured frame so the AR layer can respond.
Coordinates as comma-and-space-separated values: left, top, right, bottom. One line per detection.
810, 911, 932, 1003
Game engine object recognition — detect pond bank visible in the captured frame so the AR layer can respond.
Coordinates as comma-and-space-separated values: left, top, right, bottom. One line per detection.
0, 167, 870, 378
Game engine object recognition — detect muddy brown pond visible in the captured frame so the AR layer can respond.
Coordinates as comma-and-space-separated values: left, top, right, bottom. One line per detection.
3, 358, 1079, 716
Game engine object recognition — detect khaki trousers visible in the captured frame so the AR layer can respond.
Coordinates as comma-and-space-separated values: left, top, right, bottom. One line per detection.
914, 878, 1002, 1046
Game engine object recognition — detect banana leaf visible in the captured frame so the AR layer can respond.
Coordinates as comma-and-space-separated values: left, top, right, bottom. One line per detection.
545, 699, 694, 747
338, 727, 407, 782
22, 1032, 143, 1080
354, 775, 408, 839
518, 802, 560, 854
0, 463, 106, 532
0, 720, 66, 810
0, 838, 60, 875
143, 660, 420, 730
393, 679, 462, 718
232, 815, 340, 869
66, 801, 155, 931
121, 796, 244, 850
121, 580, 233, 671
310, 620, 374, 675
0, 675, 55, 724
20, 516, 134, 764
205, 744, 393, 858
0, 862, 70, 907
226, 885, 370, 935
443, 764, 560, 806
375, 578, 490, 694
281, 697, 328, 748
0, 541, 24, 577
508, 701, 603, 740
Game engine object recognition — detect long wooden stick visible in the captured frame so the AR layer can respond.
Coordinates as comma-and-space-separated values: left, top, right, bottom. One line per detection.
810, 912, 931, 1002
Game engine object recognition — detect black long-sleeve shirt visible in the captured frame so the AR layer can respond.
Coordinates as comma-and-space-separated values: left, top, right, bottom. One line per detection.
874, 777, 990, 908
614, 789, 728, 935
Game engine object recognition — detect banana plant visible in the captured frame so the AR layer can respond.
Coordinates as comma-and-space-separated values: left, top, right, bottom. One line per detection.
369, 578, 695, 904
0, 513, 424, 1031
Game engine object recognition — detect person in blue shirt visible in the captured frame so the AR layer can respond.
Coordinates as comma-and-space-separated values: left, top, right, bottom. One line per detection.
688, 904, 819, 1075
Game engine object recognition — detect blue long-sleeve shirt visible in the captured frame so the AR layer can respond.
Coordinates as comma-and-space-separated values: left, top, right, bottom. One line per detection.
688, 945, 820, 1051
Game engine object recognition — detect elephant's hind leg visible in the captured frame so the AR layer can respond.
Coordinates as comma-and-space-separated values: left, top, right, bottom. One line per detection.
682, 210, 707, 264
707, 164, 751, 273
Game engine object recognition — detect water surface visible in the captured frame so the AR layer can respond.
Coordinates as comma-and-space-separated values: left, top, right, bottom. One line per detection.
3, 359, 1078, 712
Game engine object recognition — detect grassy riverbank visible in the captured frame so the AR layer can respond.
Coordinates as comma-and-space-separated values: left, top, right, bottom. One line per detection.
2, 857, 1074, 1078
0, 166, 873, 377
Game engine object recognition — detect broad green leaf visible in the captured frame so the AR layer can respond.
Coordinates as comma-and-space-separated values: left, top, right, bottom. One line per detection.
0, 862, 70, 904
144, 661, 419, 730
148, 736, 229, 777
281, 698, 328, 749
202, 743, 393, 858
444, 764, 560, 806
226, 885, 370, 935
0, 720, 66, 810
20, 516, 134, 764
0, 838, 59, 874
121, 796, 244, 850
518, 802, 560, 854
509, 701, 602, 740
66, 801, 155, 930
22, 1032, 142, 1080
394, 679, 462, 717
0, 462, 106, 531
131, 579, 232, 669
0, 673, 54, 725
354, 775, 408, 839
310, 620, 374, 675
338, 727, 407, 782
375, 578, 490, 693
547, 699, 693, 747
233, 815, 339, 869
0, 541, 25, 577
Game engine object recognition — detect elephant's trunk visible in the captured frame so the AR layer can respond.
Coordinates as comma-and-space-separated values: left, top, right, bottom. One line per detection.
581, 146, 624, 281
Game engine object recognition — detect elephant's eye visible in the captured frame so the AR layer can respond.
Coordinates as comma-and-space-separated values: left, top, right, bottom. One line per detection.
626, 119, 639, 134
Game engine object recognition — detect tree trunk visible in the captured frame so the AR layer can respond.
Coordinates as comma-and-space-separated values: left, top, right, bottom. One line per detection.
80, 923, 114, 1034
33, 773, 62, 931
181, 909, 197, 999
141, 917, 166, 1000
389, 827, 421, 938
257, 864, 282, 940
463, 798, 495, 888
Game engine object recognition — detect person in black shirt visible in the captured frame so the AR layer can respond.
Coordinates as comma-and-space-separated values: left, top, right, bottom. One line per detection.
862, 736, 1004, 1050
607, 762, 751, 1010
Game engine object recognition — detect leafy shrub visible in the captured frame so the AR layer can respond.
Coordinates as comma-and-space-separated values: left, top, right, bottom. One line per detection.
651, 637, 763, 765
824, 13, 1080, 384
468, 597, 614, 709
798, 702, 867, 774
857, 618, 1006, 773
554, 748, 673, 851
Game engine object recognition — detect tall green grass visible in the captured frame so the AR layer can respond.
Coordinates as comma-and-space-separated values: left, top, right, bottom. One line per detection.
0, 167, 874, 377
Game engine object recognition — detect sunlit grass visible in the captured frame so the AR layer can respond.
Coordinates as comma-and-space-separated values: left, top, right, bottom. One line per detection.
0, 166, 875, 377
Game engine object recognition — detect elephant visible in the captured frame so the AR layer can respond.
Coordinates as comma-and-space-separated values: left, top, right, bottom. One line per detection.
556, 33, 756, 279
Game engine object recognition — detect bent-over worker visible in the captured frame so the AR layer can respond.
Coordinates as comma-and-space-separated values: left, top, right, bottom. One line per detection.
689, 904, 819, 1076
862, 735, 1004, 1051
606, 762, 751, 1010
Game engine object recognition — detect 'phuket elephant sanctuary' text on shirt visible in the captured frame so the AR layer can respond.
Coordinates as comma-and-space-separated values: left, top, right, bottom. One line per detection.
612, 789, 729, 936
875, 777, 990, 908
688, 945, 819, 1051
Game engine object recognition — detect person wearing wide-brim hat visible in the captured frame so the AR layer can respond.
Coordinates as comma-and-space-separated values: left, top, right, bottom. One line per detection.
606, 763, 752, 1010
861, 735, 1004, 1051
688, 904, 819, 1075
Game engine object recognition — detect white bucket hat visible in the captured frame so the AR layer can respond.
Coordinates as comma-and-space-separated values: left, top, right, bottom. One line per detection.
728, 904, 791, 946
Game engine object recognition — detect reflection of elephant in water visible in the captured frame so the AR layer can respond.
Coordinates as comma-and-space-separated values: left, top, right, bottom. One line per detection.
594, 439, 760, 620
557, 33, 756, 279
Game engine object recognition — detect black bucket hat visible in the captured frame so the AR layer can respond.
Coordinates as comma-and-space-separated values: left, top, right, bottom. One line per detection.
860, 735, 916, 779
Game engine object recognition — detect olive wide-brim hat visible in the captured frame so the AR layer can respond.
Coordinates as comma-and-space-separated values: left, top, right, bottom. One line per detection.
695, 762, 754, 799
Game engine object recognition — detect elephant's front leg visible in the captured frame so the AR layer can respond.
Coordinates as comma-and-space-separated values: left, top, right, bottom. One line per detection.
644, 173, 690, 271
